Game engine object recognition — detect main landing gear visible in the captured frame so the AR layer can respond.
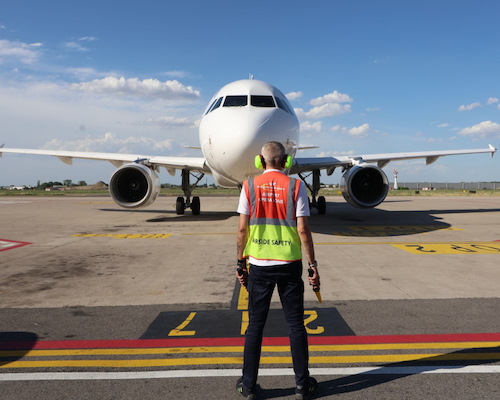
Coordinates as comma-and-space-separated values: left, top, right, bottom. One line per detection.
299, 169, 327, 215
176, 169, 205, 215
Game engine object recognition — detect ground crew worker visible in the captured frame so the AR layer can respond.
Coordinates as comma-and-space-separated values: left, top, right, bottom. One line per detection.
236, 141, 320, 400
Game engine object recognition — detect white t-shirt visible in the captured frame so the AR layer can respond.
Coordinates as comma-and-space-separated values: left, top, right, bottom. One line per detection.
237, 170, 310, 266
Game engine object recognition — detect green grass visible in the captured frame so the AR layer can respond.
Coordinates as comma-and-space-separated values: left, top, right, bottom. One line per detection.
0, 187, 241, 197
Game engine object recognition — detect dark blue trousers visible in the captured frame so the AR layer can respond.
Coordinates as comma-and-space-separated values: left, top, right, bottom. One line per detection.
242, 261, 309, 392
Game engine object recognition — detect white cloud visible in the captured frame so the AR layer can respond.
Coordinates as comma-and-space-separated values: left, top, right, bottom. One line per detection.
132, 116, 194, 128
487, 97, 499, 105
0, 39, 43, 64
286, 91, 303, 100
70, 77, 201, 101
458, 102, 481, 112
161, 70, 191, 79
331, 123, 369, 137
310, 90, 353, 106
436, 123, 449, 128
64, 41, 89, 52
300, 121, 322, 133
316, 150, 355, 157
348, 123, 370, 137
459, 121, 500, 139
64, 36, 97, 52
295, 103, 351, 119
41, 132, 173, 153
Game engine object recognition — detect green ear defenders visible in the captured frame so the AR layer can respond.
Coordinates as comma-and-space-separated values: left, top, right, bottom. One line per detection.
255, 154, 293, 169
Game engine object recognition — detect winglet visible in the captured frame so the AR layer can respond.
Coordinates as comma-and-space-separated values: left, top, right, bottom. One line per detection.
489, 144, 497, 158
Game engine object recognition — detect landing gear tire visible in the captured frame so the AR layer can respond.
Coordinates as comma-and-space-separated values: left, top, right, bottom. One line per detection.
317, 196, 326, 215
191, 196, 200, 215
176, 196, 185, 215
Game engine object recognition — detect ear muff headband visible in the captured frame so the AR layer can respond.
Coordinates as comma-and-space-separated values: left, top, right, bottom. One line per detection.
255, 154, 293, 169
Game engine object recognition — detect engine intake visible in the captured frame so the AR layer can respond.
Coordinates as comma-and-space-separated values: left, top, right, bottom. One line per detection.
109, 163, 160, 208
341, 164, 389, 208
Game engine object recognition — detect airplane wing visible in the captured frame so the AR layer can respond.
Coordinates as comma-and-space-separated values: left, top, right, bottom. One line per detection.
291, 144, 497, 174
0, 147, 210, 176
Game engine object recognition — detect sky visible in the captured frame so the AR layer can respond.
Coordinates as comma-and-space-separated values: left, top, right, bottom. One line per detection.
1, 0, 499, 187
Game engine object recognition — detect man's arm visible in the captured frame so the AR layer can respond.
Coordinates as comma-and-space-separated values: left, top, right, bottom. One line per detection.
236, 213, 250, 287
297, 216, 314, 265
297, 216, 320, 286
237, 214, 250, 260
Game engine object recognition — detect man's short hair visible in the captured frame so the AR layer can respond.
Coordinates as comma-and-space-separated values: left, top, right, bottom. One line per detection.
261, 141, 286, 168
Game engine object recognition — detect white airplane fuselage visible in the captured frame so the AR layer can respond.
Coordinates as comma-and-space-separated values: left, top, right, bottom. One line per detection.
199, 79, 300, 187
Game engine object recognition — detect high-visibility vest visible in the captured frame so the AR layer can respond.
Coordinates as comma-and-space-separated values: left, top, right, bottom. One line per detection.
242, 171, 302, 262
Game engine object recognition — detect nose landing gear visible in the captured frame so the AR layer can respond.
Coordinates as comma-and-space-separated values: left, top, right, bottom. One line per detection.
176, 169, 204, 215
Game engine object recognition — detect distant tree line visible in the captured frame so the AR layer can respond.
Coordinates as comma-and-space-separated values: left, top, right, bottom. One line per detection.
36, 179, 88, 189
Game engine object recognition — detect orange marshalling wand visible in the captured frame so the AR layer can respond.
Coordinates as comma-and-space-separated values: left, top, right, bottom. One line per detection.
308, 267, 322, 303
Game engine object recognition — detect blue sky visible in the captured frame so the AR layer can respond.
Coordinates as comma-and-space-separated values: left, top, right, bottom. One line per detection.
1, 0, 499, 186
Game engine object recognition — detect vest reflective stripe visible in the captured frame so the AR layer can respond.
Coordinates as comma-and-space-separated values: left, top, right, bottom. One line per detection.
243, 172, 302, 262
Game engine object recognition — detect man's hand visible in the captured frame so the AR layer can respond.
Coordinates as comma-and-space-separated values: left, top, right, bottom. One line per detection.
237, 259, 248, 287
236, 267, 248, 287
308, 265, 320, 288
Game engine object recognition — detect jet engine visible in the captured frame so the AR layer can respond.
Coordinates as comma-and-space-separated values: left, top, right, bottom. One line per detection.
340, 164, 389, 208
109, 163, 160, 208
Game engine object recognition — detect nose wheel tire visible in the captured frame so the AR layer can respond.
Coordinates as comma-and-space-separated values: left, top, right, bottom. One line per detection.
176, 197, 185, 215
191, 196, 201, 215
317, 196, 326, 215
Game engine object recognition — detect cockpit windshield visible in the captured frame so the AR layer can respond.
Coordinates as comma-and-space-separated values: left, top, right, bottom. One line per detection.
250, 95, 275, 107
206, 94, 291, 114
223, 95, 248, 107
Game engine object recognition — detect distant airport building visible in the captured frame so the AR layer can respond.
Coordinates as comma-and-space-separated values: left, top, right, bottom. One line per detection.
391, 182, 499, 190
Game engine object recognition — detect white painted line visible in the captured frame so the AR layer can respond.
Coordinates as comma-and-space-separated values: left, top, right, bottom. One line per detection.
1, 366, 500, 381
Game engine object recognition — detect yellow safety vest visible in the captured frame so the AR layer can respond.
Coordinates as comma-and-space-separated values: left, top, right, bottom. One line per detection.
243, 171, 302, 262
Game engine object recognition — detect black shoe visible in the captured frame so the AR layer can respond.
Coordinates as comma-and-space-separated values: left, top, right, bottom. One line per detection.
295, 376, 318, 400
236, 377, 256, 399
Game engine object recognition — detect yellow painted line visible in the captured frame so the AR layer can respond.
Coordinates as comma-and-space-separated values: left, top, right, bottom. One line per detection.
393, 242, 500, 255
318, 241, 492, 245
79, 202, 114, 204
168, 312, 197, 336
346, 226, 461, 232
183, 233, 234, 236
3, 353, 500, 369
3, 341, 500, 358
72, 233, 173, 239
238, 287, 249, 311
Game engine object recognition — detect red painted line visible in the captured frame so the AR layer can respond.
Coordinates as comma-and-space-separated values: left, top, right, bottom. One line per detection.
0, 238, 32, 252
2, 333, 500, 350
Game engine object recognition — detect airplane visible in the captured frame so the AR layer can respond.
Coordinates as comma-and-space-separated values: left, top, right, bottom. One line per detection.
0, 79, 497, 215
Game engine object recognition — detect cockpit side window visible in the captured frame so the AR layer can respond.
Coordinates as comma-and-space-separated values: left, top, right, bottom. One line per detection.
205, 97, 219, 114
275, 97, 293, 114
210, 97, 223, 112
223, 95, 248, 107
250, 95, 276, 108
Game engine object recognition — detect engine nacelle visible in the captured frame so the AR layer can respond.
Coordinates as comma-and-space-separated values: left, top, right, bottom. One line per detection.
340, 164, 389, 208
109, 163, 160, 208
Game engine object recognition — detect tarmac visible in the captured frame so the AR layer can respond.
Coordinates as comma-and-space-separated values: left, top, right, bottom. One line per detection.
1, 194, 499, 308
1, 194, 500, 400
